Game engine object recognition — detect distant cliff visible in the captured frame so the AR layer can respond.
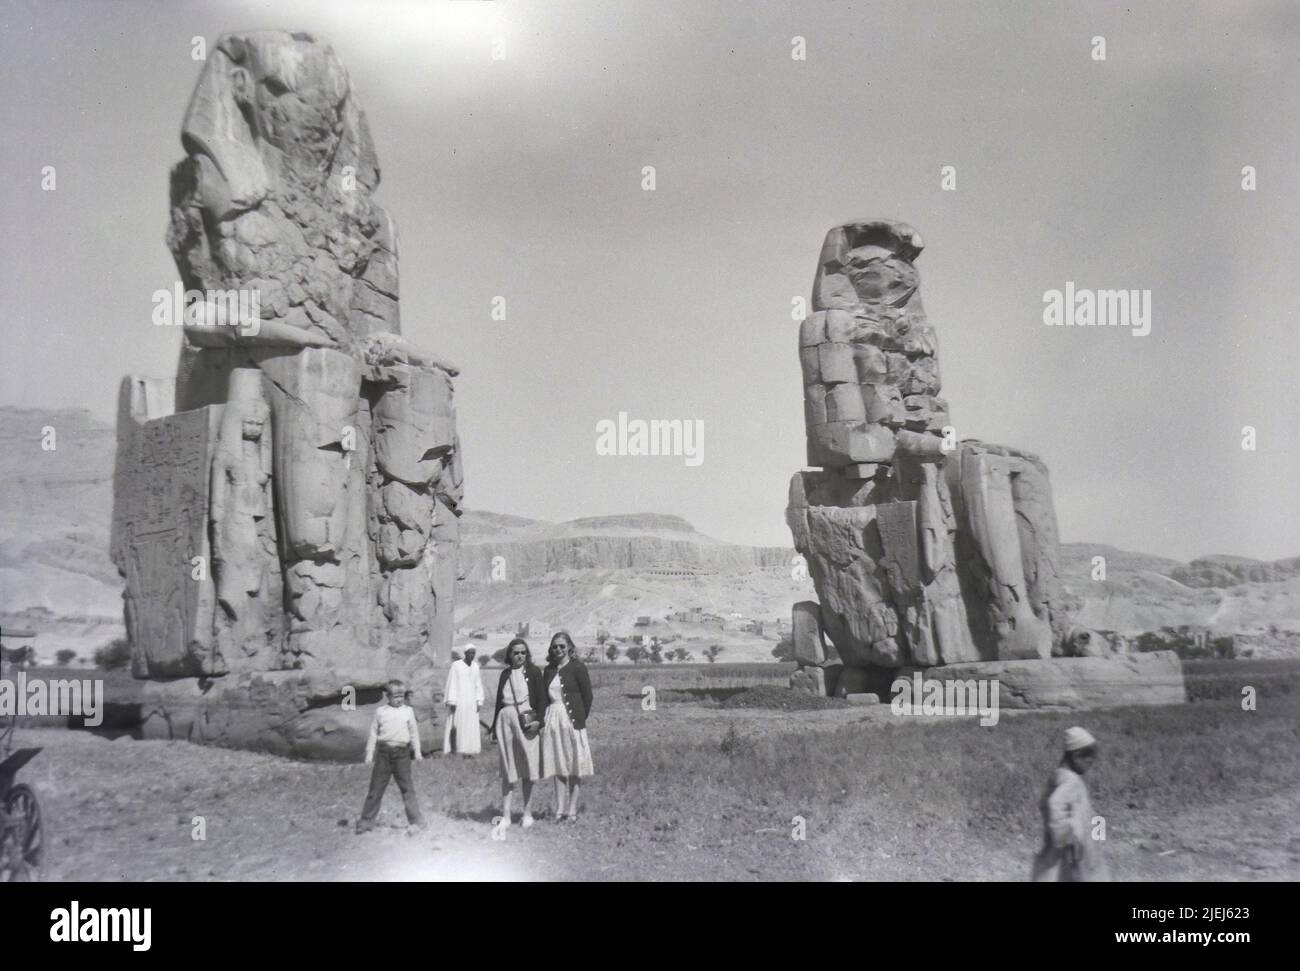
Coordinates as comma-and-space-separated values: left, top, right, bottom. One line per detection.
1170, 555, 1300, 589
0, 406, 1296, 660
459, 510, 791, 581
0, 407, 124, 659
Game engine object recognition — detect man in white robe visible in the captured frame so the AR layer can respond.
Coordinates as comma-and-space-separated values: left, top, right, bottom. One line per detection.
442, 647, 460, 753
443, 644, 485, 756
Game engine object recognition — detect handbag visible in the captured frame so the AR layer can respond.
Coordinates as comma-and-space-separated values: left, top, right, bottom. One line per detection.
510, 674, 541, 739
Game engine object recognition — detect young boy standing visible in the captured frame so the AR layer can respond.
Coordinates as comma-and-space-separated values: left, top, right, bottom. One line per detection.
1031, 726, 1110, 881
356, 680, 427, 833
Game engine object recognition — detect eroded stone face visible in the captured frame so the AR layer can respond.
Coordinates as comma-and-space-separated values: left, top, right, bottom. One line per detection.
168, 29, 395, 393
114, 31, 462, 686
788, 220, 1071, 685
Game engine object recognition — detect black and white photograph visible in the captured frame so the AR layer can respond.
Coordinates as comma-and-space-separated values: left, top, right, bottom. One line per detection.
0, 0, 1295, 945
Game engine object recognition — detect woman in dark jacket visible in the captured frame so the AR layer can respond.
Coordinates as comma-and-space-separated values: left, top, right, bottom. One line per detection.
489, 638, 545, 828
540, 631, 594, 821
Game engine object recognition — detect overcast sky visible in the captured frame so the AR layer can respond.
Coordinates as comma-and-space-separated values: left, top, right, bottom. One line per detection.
1, 0, 1297, 560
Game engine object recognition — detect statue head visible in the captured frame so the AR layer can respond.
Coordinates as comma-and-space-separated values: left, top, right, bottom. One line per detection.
169, 29, 397, 365
220, 369, 271, 449
813, 220, 924, 313
179, 30, 377, 218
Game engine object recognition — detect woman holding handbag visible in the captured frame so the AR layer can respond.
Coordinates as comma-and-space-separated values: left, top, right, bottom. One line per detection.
490, 638, 545, 828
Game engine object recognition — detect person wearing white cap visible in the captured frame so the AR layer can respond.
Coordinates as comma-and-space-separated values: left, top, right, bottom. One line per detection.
443, 643, 485, 756
1031, 726, 1111, 881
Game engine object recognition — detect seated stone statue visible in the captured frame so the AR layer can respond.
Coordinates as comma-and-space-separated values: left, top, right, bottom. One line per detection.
787, 220, 1070, 692
114, 30, 462, 684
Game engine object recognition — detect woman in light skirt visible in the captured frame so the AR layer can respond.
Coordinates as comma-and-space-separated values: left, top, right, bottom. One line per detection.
489, 638, 544, 828
540, 631, 594, 821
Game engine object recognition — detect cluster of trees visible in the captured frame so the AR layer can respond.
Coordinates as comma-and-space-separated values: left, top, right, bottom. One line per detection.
93, 638, 132, 671
621, 643, 726, 664
0, 645, 35, 669
622, 644, 689, 664
483, 639, 730, 665
76, 633, 748, 674
2, 644, 109, 670
771, 638, 795, 662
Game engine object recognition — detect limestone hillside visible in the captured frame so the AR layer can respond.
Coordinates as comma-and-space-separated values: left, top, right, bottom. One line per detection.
0, 406, 1296, 661
455, 510, 812, 658
0, 407, 124, 660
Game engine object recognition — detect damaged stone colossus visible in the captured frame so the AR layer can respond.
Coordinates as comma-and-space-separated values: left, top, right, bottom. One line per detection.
112, 31, 463, 691
786, 220, 1084, 697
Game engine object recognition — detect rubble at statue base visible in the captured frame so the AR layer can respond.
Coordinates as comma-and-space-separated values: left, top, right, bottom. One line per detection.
109, 31, 462, 758
785, 221, 1184, 709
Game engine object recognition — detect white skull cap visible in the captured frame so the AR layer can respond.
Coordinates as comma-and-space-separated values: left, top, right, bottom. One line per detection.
1064, 726, 1097, 752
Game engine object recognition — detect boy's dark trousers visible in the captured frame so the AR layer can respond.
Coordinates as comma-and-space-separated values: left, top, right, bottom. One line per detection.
358, 743, 425, 829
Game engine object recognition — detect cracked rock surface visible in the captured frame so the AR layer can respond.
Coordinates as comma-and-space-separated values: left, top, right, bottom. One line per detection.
111, 33, 461, 753
787, 220, 1085, 692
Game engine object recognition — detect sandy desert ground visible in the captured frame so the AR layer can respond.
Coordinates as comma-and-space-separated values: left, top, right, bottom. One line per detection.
10, 660, 1297, 882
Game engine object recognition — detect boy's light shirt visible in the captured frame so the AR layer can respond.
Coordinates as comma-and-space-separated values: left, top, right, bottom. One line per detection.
364, 703, 423, 763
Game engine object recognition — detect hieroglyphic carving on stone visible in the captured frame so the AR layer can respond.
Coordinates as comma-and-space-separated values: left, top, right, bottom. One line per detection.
114, 407, 221, 677
877, 500, 920, 595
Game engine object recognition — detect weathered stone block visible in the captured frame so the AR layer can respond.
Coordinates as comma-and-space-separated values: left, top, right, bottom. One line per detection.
854, 345, 888, 383
113, 405, 223, 678
372, 365, 455, 486
799, 311, 827, 347
789, 666, 826, 696
792, 600, 839, 667
818, 342, 858, 385
824, 308, 860, 343
131, 669, 441, 760
864, 384, 904, 423
799, 344, 821, 385
907, 652, 1186, 709
803, 384, 828, 428
844, 693, 879, 706
825, 382, 867, 423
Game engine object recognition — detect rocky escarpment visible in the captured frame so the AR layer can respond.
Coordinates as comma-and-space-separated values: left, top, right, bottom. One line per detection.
1170, 556, 1300, 589
453, 516, 810, 658
459, 511, 790, 581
